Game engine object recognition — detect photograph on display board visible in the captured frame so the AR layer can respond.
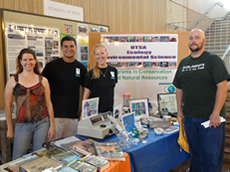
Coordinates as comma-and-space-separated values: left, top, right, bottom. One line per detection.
78, 24, 88, 35
160, 62, 169, 67
99, 26, 108, 32
64, 24, 74, 34
119, 37, 127, 42
169, 37, 177, 42
169, 62, 177, 68
52, 49, 59, 55
152, 62, 160, 68
82, 97, 99, 120
127, 62, 135, 68
110, 37, 118, 42
129, 98, 149, 119
44, 36, 60, 64
143, 62, 151, 68
53, 41, 59, 49
108, 62, 118, 68
144, 36, 152, 42
81, 54, 88, 61
160, 36, 169, 42
152, 36, 160, 42
34, 49, 43, 57
45, 47, 52, 56
101, 37, 109, 43
81, 46, 88, 53
127, 36, 135, 42
90, 27, 98, 32
135, 36, 143, 42
45, 39, 53, 48
118, 62, 127, 68
135, 62, 143, 68
45, 42, 53, 57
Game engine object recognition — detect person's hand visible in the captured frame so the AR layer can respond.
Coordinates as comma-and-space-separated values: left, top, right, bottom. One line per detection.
7, 128, 14, 139
209, 113, 221, 128
48, 127, 56, 141
177, 111, 184, 120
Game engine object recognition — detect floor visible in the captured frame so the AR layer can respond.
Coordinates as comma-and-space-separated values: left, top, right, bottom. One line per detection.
169, 159, 230, 172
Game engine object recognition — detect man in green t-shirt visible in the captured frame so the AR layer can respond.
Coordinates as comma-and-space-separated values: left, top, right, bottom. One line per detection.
173, 29, 230, 172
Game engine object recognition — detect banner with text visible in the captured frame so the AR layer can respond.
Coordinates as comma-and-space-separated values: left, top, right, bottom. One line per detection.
101, 34, 178, 107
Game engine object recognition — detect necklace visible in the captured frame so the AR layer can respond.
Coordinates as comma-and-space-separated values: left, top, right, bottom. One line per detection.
100, 67, 108, 77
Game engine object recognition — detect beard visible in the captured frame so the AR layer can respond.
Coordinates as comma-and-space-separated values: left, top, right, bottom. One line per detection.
189, 42, 204, 52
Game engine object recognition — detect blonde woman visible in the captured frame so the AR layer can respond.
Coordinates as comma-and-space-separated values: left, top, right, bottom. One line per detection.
4, 48, 55, 160
83, 44, 118, 113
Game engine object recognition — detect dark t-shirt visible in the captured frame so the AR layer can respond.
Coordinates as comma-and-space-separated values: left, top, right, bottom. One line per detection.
42, 58, 87, 118
173, 51, 230, 119
84, 65, 118, 113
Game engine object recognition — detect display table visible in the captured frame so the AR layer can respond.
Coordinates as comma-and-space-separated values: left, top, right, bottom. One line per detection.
0, 153, 131, 172
76, 126, 190, 172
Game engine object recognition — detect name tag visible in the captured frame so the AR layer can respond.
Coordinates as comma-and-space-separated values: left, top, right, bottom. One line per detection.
76, 68, 80, 77
110, 71, 115, 79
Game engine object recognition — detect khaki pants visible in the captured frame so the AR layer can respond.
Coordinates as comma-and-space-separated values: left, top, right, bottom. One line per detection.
53, 118, 79, 140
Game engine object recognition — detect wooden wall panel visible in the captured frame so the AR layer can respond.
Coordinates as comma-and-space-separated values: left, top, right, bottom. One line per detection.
3, 0, 13, 9
0, 0, 216, 32
0, 0, 169, 32
0, 1, 3, 8
14, 0, 20, 11
187, 9, 211, 31
37, 0, 44, 15
166, 0, 188, 31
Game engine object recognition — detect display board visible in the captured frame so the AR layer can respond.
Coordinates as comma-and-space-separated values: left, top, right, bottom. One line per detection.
0, 9, 109, 109
5, 23, 60, 75
88, 32, 190, 109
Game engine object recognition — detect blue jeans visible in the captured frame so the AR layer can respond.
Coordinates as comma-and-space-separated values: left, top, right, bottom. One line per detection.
184, 116, 225, 172
12, 117, 50, 160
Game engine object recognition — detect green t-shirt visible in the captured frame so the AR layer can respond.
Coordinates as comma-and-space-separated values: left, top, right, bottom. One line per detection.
173, 51, 230, 119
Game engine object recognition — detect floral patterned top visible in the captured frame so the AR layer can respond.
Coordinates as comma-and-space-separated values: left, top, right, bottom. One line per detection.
13, 74, 48, 123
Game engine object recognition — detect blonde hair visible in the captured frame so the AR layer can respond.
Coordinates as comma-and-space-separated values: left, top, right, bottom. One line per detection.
92, 44, 108, 79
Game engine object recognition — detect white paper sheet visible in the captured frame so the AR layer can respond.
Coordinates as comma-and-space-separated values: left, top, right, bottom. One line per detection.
201, 117, 226, 128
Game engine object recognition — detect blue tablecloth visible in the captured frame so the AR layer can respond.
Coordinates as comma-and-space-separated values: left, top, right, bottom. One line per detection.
76, 127, 190, 172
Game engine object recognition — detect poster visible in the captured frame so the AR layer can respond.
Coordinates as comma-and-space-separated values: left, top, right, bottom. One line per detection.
77, 23, 88, 35
99, 26, 109, 32
5, 22, 60, 76
101, 33, 178, 107
77, 35, 89, 68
